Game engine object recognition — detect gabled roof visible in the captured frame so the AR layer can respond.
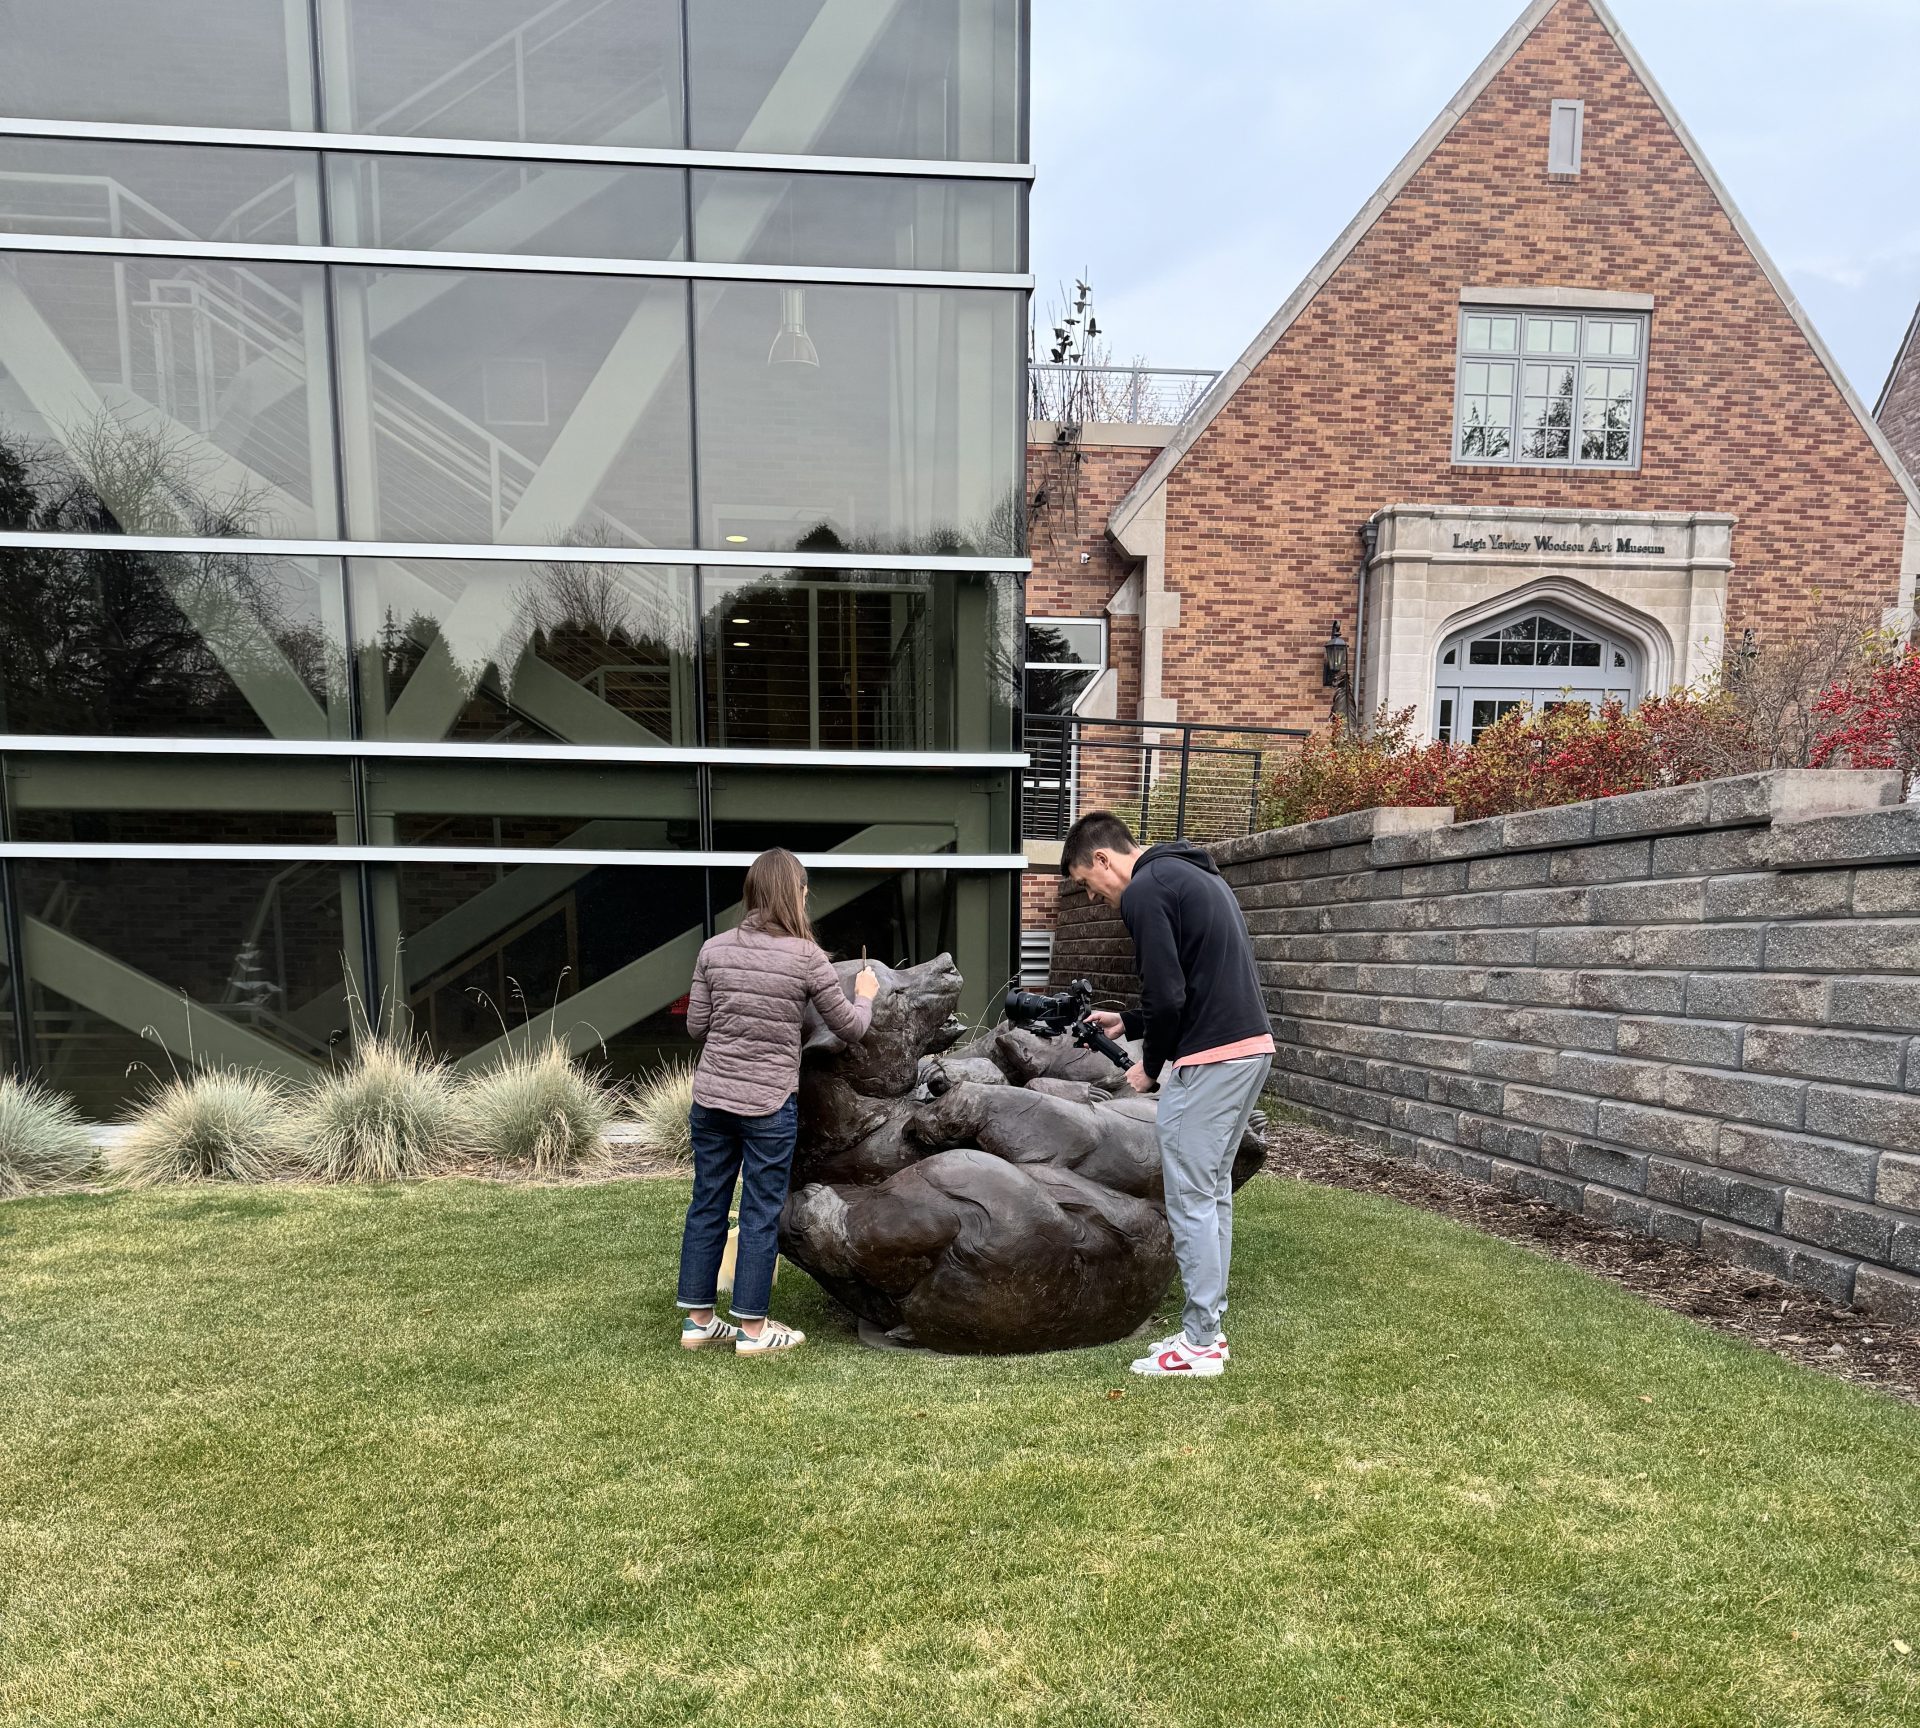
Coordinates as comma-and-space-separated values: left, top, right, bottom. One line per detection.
1876, 301, 1920, 420
1108, 0, 1920, 539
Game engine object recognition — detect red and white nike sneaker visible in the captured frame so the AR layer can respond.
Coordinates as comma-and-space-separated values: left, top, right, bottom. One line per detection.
1130, 1336, 1227, 1378
1139, 1329, 1229, 1362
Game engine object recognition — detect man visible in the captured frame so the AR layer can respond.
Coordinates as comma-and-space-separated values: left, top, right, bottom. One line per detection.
1063, 811, 1273, 1379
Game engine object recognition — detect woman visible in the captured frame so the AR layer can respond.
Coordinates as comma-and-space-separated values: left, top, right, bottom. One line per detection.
676, 847, 878, 1355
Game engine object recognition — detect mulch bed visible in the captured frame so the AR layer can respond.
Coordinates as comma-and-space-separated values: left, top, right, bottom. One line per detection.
1262, 1122, 1920, 1406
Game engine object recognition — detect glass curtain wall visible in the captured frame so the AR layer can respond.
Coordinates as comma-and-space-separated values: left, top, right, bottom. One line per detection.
0, 0, 1028, 1114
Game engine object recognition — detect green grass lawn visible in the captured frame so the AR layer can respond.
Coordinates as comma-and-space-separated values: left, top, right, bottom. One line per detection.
4, 1176, 1919, 1728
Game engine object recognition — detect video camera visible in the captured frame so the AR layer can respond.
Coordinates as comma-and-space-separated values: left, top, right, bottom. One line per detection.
1002, 977, 1135, 1072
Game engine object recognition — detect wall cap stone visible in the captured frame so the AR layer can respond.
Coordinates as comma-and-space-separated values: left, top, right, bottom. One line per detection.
1210, 806, 1453, 867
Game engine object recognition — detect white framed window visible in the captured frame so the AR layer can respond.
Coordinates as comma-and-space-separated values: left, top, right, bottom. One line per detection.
1023, 616, 1106, 715
1433, 605, 1639, 743
1455, 306, 1647, 468
1549, 100, 1585, 174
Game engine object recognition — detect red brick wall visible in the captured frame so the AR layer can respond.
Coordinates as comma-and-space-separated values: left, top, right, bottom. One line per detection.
1878, 318, 1920, 492
1152, 0, 1911, 733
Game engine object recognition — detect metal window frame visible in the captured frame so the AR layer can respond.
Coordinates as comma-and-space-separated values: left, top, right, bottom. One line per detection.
0, 531, 1030, 574
0, 841, 1026, 870
1549, 99, 1586, 175
1022, 614, 1108, 673
0, 735, 1027, 769
0, 117, 1035, 181
1453, 304, 1648, 472
0, 230, 1031, 290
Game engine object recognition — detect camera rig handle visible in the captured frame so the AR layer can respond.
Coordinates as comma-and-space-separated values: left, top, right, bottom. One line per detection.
1071, 1016, 1135, 1072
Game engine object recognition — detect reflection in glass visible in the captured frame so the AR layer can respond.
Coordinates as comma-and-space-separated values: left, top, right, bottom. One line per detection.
0, 141, 320, 244
688, 0, 1022, 162
712, 767, 984, 856
363, 759, 697, 849
326, 155, 685, 258
695, 282, 1021, 555
382, 860, 703, 1075
0, 254, 336, 537
702, 568, 1017, 751
13, 861, 353, 1119
0, 548, 346, 738
320, 0, 683, 148
4, 755, 353, 846
332, 268, 693, 546
692, 171, 1021, 272
0, 1, 314, 129
352, 558, 698, 745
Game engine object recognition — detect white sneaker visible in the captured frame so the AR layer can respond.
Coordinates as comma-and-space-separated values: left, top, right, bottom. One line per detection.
1142, 1329, 1229, 1361
1130, 1336, 1227, 1378
735, 1319, 806, 1356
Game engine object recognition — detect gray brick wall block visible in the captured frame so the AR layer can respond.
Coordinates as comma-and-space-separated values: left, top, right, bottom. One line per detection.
1557, 1051, 1668, 1104
1429, 1072, 1506, 1115
1374, 996, 1447, 1032
1597, 1101, 1719, 1158
1550, 839, 1654, 885
1632, 925, 1768, 970
1500, 886, 1594, 926
1805, 1084, 1920, 1156
1698, 1219, 1857, 1302
1742, 1026, 1904, 1088
1592, 783, 1713, 839
1678, 1166, 1782, 1230
1617, 1016, 1744, 1067
1705, 871, 1853, 922
1390, 1099, 1460, 1143
1855, 1264, 1920, 1325
1574, 971, 1688, 1014
1770, 807, 1920, 870
1664, 1065, 1804, 1130
1459, 1116, 1544, 1163
1876, 1153, 1920, 1215
1651, 827, 1774, 877
1503, 802, 1599, 850
1715, 1124, 1877, 1199
1504, 1086, 1598, 1134
1429, 814, 1510, 861
1890, 1221, 1920, 1276
1648, 1203, 1705, 1246
1588, 879, 1707, 926
1827, 976, 1920, 1031
1472, 1039, 1560, 1084
1780, 1190, 1895, 1261
1852, 865, 1920, 916
1467, 850, 1551, 891
1399, 861, 1469, 897
1535, 926, 1637, 968
1765, 920, 1920, 973
1584, 1187, 1654, 1232
1686, 973, 1828, 1025
1426, 891, 1514, 930
1363, 1058, 1430, 1099
1566, 1141, 1649, 1191
1485, 967, 1578, 1006
1455, 930, 1538, 966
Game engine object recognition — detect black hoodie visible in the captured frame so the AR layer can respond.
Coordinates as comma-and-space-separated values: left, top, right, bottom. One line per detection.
1117, 841, 1270, 1082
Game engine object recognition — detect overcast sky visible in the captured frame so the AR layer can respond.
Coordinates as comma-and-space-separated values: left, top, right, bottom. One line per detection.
1030, 0, 1920, 405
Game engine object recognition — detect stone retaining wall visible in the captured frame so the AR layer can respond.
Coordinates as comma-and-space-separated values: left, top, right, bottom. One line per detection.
1050, 770, 1920, 1322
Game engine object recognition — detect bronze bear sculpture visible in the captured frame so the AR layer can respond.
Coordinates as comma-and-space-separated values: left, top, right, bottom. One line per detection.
777, 955, 1268, 1354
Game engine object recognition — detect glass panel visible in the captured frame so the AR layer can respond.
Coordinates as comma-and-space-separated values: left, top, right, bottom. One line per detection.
701, 567, 1018, 751
1488, 317, 1518, 353
1571, 643, 1603, 667
1025, 621, 1103, 666
711, 769, 988, 855
350, 558, 698, 745
0, 549, 347, 738
325, 155, 685, 258
0, 1, 314, 129
1463, 362, 1488, 395
1442, 648, 1457, 665
1023, 666, 1097, 715
332, 268, 693, 547
4, 755, 353, 846
1436, 698, 1454, 743
0, 254, 336, 537
1465, 318, 1491, 352
1526, 317, 1579, 356
1468, 640, 1499, 665
363, 760, 698, 848
320, 0, 683, 148
687, 0, 1022, 162
695, 282, 1021, 556
381, 859, 701, 1078
14, 860, 353, 1119
693, 171, 1021, 272
0, 141, 320, 244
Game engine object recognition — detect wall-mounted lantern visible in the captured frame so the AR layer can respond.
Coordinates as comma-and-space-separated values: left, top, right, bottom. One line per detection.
1322, 620, 1349, 689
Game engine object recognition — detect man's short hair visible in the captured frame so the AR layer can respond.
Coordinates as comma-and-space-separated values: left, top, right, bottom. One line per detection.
1061, 811, 1139, 877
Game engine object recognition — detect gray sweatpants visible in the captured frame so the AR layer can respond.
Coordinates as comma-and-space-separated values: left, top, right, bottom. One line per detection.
1157, 1055, 1272, 1348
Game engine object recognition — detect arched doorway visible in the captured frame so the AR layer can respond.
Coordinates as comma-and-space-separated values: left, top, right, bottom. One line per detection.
1431, 603, 1641, 743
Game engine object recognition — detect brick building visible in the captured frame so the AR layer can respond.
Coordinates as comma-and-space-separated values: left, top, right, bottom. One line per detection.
1023, 0, 1920, 938
1880, 304, 1920, 491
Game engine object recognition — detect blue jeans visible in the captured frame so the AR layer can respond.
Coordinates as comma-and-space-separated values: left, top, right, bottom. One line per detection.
676, 1095, 799, 1322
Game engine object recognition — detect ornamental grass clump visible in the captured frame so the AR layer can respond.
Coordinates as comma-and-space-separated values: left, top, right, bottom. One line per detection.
459, 1037, 618, 1175
294, 1036, 461, 1183
629, 1058, 696, 1166
0, 1076, 98, 1197
112, 1067, 299, 1187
